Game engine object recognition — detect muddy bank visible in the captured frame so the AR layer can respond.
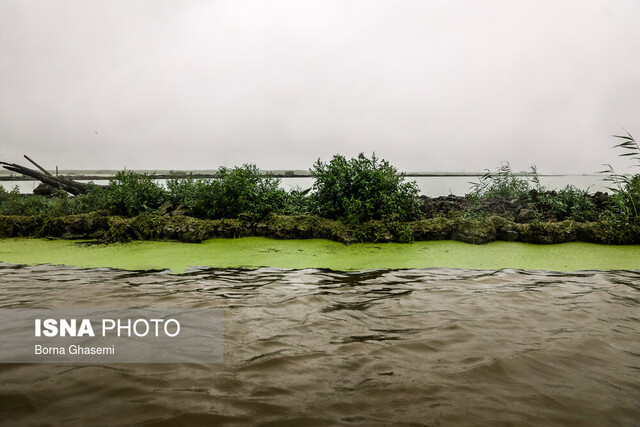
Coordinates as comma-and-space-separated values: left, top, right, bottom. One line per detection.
418, 190, 610, 222
0, 211, 617, 245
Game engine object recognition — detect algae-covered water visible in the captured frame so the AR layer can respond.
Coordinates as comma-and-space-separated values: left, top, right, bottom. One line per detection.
0, 237, 639, 271
0, 238, 639, 425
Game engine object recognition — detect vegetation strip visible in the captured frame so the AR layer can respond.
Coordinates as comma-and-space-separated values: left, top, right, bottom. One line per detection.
0, 237, 638, 272
0, 212, 613, 245
1, 132, 639, 244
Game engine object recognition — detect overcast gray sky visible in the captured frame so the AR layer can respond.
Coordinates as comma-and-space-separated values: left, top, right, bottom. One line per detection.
1, 0, 639, 173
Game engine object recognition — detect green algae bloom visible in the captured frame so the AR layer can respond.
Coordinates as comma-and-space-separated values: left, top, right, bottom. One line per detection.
0, 237, 638, 272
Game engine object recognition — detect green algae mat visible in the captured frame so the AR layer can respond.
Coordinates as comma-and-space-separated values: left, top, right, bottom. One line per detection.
0, 237, 638, 272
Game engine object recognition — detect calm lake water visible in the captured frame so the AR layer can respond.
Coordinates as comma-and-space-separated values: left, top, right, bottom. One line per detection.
0, 263, 638, 425
2, 175, 609, 197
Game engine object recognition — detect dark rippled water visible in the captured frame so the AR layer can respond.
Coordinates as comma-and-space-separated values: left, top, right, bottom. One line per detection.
0, 263, 638, 426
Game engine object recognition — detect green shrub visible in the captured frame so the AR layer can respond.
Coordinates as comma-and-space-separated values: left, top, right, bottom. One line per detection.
310, 153, 420, 223
103, 170, 168, 216
599, 130, 640, 243
602, 175, 640, 243
532, 185, 598, 222
282, 186, 313, 215
470, 164, 600, 222
166, 175, 218, 218
0, 186, 49, 216
43, 192, 78, 217
0, 183, 117, 217
167, 165, 288, 219
70, 184, 111, 214
215, 165, 287, 219
469, 162, 539, 198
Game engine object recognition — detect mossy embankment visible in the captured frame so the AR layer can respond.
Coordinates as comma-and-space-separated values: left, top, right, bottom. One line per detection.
1, 237, 638, 272
2, 148, 639, 245
0, 211, 614, 245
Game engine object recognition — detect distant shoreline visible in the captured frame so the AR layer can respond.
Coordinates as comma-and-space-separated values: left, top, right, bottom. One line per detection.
0, 170, 600, 181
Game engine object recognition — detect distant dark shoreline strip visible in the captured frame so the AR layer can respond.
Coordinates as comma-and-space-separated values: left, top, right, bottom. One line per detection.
0, 172, 589, 181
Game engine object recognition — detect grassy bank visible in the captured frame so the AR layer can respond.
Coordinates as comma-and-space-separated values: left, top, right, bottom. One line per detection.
0, 212, 611, 245
1, 237, 638, 272
2, 137, 639, 244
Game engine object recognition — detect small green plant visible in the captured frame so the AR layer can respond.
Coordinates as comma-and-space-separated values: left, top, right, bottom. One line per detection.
469, 162, 540, 198
470, 163, 600, 222
599, 130, 640, 243
310, 153, 420, 223
282, 186, 312, 215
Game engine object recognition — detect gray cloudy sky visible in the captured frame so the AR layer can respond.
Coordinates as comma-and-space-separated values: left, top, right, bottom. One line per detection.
1, 0, 639, 173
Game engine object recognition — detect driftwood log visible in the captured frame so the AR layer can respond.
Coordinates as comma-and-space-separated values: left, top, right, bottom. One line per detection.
0, 156, 108, 195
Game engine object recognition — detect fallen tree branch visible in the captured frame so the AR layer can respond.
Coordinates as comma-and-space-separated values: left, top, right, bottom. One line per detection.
0, 158, 108, 195
24, 155, 54, 177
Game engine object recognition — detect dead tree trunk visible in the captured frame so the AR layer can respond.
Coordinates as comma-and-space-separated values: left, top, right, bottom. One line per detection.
0, 156, 108, 195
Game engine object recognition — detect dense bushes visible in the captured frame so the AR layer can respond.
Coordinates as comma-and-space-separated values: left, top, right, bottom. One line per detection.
0, 165, 291, 221
468, 162, 599, 222
602, 175, 640, 243
167, 165, 287, 219
309, 153, 420, 222
166, 176, 216, 218
532, 186, 598, 222
2, 144, 640, 244
0, 153, 423, 239
100, 170, 167, 216
465, 131, 640, 243
0, 186, 48, 216
0, 186, 86, 217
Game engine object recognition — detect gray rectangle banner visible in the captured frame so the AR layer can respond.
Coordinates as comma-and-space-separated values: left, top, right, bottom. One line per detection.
0, 309, 223, 363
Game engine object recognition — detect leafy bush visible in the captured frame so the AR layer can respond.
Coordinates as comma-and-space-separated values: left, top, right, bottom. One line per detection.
70, 184, 111, 214
0, 185, 88, 217
282, 186, 313, 215
166, 176, 218, 218
43, 192, 79, 217
103, 170, 168, 216
167, 165, 288, 219
310, 153, 420, 223
214, 165, 287, 219
0, 186, 49, 215
532, 185, 598, 222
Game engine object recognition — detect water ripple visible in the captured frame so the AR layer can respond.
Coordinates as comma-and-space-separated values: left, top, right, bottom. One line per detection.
0, 263, 638, 425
